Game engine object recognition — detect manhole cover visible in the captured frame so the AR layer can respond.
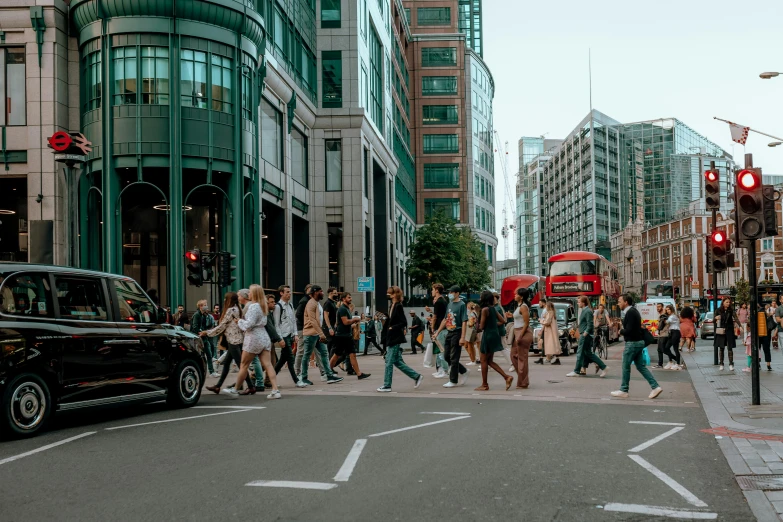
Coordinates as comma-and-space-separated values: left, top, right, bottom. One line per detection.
737, 475, 783, 490
718, 391, 743, 396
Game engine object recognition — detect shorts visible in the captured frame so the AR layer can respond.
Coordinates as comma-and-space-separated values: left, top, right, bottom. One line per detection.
333, 336, 355, 357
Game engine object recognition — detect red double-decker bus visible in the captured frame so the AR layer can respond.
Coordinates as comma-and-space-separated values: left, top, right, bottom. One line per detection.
545, 251, 621, 315
500, 274, 542, 308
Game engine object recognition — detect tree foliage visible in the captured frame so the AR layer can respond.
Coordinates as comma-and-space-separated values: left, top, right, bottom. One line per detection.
407, 212, 491, 292
733, 278, 751, 307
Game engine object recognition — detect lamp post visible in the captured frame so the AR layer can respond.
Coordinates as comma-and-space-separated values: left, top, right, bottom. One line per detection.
760, 72, 781, 79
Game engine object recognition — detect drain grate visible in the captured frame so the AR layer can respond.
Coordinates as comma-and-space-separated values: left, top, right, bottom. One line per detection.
737, 475, 783, 490
718, 391, 743, 396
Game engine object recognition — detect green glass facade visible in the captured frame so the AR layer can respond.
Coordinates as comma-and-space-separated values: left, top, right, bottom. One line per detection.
71, 0, 270, 307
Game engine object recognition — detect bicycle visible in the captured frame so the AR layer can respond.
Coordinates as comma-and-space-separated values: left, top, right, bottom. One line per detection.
594, 326, 609, 359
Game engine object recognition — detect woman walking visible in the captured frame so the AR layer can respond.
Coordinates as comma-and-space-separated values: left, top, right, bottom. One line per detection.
465, 302, 479, 365
715, 297, 742, 371
234, 284, 281, 399
540, 300, 562, 364
738, 303, 749, 337
202, 292, 253, 397
663, 305, 682, 370
475, 290, 514, 391
377, 286, 423, 392
679, 306, 696, 353
508, 287, 532, 389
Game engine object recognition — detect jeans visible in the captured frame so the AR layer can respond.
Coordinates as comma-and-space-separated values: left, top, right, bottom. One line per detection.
364, 336, 382, 355
202, 337, 216, 373
761, 335, 772, 363
274, 336, 298, 383
383, 344, 421, 388
663, 330, 681, 364
435, 330, 449, 372
574, 334, 605, 372
657, 338, 669, 366
621, 340, 659, 393
300, 335, 334, 381
444, 331, 468, 383
251, 356, 265, 388
216, 343, 253, 389
295, 337, 323, 376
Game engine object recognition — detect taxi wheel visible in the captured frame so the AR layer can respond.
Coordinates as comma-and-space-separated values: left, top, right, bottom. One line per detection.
1, 373, 52, 439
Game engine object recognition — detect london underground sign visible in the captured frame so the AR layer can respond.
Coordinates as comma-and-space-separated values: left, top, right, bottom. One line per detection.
48, 131, 72, 152
47, 131, 92, 165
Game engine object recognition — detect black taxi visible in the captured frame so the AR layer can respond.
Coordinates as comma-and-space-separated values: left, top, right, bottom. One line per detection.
0, 264, 206, 438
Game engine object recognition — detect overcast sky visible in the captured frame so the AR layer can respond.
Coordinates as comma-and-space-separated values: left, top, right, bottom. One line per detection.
482, 0, 783, 261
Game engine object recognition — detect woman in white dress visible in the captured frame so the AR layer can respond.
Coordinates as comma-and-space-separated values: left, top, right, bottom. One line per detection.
234, 285, 280, 399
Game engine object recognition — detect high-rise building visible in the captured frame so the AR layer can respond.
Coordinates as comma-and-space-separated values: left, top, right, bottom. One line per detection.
538, 110, 733, 274
405, 0, 498, 270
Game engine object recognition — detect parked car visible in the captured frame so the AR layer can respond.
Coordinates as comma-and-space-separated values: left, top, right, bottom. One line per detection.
700, 312, 715, 339
0, 264, 206, 438
531, 302, 577, 355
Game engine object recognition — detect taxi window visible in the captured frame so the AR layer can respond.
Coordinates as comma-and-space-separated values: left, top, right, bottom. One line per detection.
113, 279, 155, 323
54, 276, 108, 321
0, 273, 54, 317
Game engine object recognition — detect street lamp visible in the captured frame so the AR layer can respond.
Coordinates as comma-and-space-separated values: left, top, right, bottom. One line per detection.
760, 72, 781, 79
769, 142, 782, 148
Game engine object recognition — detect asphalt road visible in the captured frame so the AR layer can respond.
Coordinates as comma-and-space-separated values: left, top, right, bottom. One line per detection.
0, 388, 755, 521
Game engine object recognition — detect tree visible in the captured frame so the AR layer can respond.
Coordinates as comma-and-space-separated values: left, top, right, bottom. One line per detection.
626, 291, 641, 306
453, 228, 491, 292
733, 278, 751, 307
407, 211, 464, 290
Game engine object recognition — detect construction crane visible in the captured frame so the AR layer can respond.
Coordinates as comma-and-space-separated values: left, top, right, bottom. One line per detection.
494, 131, 516, 260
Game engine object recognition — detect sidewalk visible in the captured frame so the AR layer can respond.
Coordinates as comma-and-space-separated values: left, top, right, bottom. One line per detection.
684, 346, 783, 521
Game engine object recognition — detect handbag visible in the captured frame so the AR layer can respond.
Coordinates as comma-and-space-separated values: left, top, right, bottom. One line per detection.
715, 316, 725, 335
218, 334, 228, 350
642, 327, 655, 347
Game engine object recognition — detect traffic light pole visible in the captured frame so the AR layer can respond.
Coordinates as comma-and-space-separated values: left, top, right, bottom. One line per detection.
712, 207, 719, 366
745, 153, 761, 405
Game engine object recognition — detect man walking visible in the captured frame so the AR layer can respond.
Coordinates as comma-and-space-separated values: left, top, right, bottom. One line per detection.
323, 287, 339, 357
443, 285, 469, 388
409, 310, 425, 355
298, 285, 343, 386
294, 284, 323, 378
191, 299, 218, 377
426, 283, 450, 378
567, 296, 607, 378
329, 292, 370, 380
273, 285, 299, 385
612, 294, 662, 399
174, 304, 189, 329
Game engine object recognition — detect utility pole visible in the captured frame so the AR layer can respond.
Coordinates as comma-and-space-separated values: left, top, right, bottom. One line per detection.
745, 154, 761, 406
710, 160, 719, 365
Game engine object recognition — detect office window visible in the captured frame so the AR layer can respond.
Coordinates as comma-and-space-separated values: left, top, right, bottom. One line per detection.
325, 139, 342, 191
361, 62, 369, 110
423, 134, 459, 154
114, 47, 138, 105
210, 55, 232, 113
422, 76, 457, 96
368, 28, 384, 132
180, 49, 207, 108
360, 0, 367, 38
273, 8, 287, 57
421, 47, 457, 67
417, 7, 451, 26
140, 47, 169, 105
0, 48, 25, 125
241, 69, 252, 119
321, 0, 341, 28
82, 50, 101, 112
260, 99, 283, 169
423, 164, 460, 189
322, 51, 342, 108
404, 8, 410, 24
423, 105, 458, 125
763, 239, 773, 251
424, 198, 460, 223
291, 128, 308, 187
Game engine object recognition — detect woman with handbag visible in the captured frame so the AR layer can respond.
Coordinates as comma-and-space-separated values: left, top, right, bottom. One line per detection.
464, 302, 479, 365
540, 300, 562, 365
202, 292, 253, 397
715, 297, 742, 371
475, 290, 514, 391
234, 285, 280, 399
508, 287, 532, 389
663, 304, 682, 370
377, 286, 423, 392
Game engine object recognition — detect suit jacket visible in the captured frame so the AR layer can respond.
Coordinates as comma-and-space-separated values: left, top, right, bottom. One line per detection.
578, 307, 594, 335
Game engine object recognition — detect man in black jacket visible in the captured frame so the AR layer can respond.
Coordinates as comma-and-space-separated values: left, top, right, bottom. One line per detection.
409, 310, 425, 355
611, 294, 663, 399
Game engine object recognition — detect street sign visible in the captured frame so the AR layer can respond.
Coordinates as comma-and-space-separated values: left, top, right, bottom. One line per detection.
357, 277, 375, 292
53, 154, 86, 163
48, 131, 72, 152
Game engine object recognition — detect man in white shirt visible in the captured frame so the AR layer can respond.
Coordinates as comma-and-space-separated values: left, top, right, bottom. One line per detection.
273, 285, 299, 384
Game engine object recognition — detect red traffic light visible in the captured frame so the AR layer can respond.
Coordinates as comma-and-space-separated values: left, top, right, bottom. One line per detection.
705, 170, 718, 182
185, 251, 198, 262
738, 169, 759, 190
712, 230, 725, 244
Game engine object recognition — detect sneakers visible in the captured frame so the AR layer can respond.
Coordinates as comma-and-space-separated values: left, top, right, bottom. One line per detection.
221, 387, 239, 399
649, 387, 663, 399
508, 366, 515, 373
742, 367, 752, 373
326, 375, 344, 384
296, 380, 309, 388
719, 364, 724, 371
671, 364, 681, 371
299, 378, 313, 386
443, 381, 458, 388
377, 386, 392, 392
611, 390, 629, 398
415, 375, 424, 389
209, 372, 219, 378
654, 364, 663, 368
534, 358, 544, 365
664, 362, 673, 369
459, 369, 470, 386
267, 390, 281, 399
358, 373, 371, 380
729, 364, 735, 371
320, 374, 328, 382
466, 361, 475, 366
432, 370, 447, 379
566, 371, 579, 377
552, 358, 561, 365
599, 367, 608, 378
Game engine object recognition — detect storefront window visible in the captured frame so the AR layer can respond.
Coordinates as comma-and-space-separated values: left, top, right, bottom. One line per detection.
141, 47, 169, 105
180, 50, 207, 109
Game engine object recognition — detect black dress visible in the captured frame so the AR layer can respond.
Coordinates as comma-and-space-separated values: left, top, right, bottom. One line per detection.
713, 308, 739, 349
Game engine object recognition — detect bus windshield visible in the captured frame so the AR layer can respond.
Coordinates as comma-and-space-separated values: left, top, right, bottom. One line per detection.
645, 281, 673, 299
549, 260, 597, 277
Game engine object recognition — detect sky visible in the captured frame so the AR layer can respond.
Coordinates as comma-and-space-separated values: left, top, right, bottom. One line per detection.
481, 0, 783, 261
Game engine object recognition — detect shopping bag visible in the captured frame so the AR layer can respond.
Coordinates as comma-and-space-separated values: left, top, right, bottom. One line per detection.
417, 332, 424, 345
631, 347, 651, 366
423, 342, 434, 368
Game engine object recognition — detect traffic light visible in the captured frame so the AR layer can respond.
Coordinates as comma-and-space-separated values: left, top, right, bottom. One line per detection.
705, 169, 721, 210
218, 251, 237, 287
706, 235, 712, 274
735, 168, 764, 244
711, 230, 728, 272
185, 249, 203, 286
204, 254, 216, 283
763, 185, 780, 237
